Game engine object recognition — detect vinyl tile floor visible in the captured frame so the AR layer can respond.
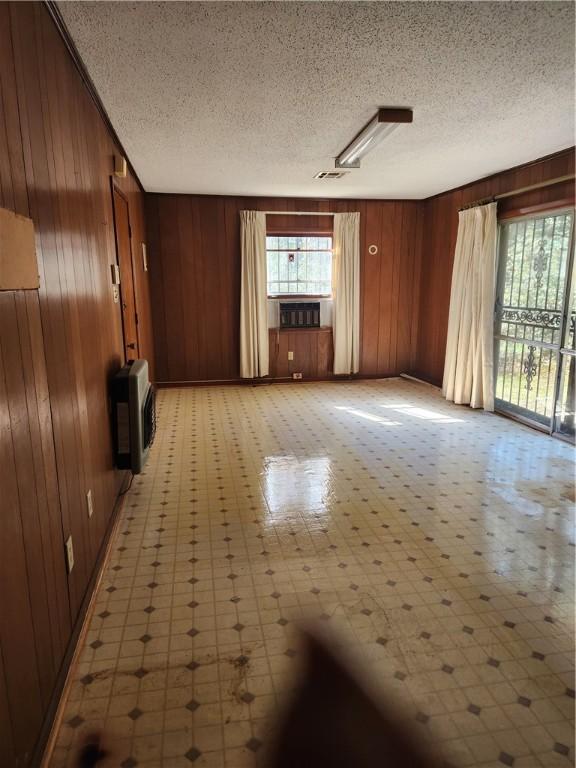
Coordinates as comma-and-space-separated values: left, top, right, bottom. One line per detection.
50, 379, 575, 768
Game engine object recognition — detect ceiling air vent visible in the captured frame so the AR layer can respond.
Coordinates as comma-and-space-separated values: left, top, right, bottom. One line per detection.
313, 171, 348, 180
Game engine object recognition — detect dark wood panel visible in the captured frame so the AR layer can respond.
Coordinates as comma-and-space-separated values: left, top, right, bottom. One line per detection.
0, 643, 17, 766
0, 292, 46, 766
360, 201, 382, 373
414, 148, 575, 386
0, 2, 155, 766
269, 327, 334, 379
147, 195, 423, 382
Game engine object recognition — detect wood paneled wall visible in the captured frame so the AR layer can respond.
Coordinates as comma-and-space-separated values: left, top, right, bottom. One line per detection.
0, 291, 69, 767
268, 328, 334, 379
146, 196, 424, 382
414, 148, 575, 385
0, 3, 154, 765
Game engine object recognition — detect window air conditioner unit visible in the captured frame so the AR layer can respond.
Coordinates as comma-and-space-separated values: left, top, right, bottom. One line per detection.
279, 301, 320, 329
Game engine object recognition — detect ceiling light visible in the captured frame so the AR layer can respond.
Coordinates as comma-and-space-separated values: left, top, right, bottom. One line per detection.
335, 108, 413, 169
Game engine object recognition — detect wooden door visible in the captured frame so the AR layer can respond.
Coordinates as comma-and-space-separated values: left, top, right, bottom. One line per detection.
112, 186, 139, 361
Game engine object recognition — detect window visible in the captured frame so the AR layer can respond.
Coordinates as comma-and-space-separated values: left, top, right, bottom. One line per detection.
266, 235, 332, 296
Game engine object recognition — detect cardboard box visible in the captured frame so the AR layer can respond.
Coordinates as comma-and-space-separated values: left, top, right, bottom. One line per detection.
0, 207, 39, 290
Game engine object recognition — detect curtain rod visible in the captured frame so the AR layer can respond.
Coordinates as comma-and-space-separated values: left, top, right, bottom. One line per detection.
262, 210, 335, 216
459, 174, 575, 211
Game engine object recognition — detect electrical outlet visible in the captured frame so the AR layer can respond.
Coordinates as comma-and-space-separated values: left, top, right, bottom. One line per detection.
65, 535, 74, 573
86, 489, 93, 518
292, 372, 303, 380
288, 351, 294, 360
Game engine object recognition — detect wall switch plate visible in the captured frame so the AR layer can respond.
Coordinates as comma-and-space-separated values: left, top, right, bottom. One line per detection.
288, 351, 294, 360
114, 154, 127, 178
86, 489, 93, 518
292, 372, 303, 380
65, 535, 74, 573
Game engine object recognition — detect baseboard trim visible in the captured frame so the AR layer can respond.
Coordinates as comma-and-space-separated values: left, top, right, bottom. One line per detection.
37, 473, 130, 768
399, 372, 442, 389
156, 373, 402, 388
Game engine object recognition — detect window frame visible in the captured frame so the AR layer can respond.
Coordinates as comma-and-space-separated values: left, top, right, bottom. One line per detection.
265, 230, 334, 299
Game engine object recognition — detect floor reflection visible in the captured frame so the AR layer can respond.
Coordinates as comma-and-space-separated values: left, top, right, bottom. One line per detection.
261, 455, 334, 518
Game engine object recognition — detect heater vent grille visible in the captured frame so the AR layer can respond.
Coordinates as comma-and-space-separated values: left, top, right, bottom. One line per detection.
313, 171, 348, 180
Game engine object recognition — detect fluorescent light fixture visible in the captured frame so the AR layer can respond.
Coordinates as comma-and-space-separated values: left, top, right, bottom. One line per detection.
335, 108, 413, 169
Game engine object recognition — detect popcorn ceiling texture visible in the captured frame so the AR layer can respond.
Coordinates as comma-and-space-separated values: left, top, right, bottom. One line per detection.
59, 1, 575, 198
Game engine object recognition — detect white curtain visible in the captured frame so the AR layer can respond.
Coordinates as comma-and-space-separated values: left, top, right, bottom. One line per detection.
442, 202, 498, 410
240, 210, 269, 378
333, 212, 360, 375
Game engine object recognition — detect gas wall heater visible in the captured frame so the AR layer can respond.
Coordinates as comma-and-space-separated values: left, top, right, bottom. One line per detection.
111, 359, 156, 474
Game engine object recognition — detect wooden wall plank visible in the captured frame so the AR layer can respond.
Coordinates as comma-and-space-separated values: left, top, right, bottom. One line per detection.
376, 202, 396, 375
0, 643, 17, 766
0, 293, 45, 765
23, 291, 71, 659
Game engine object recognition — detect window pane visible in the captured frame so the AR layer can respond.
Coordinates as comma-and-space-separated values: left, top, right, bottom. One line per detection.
267, 253, 278, 283
288, 255, 297, 282
278, 253, 289, 281
266, 235, 332, 295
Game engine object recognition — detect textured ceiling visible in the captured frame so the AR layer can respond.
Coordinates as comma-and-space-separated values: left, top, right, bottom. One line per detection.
59, 1, 575, 199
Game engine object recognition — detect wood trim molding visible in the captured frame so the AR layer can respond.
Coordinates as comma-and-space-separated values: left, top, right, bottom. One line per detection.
42, 1, 144, 191
154, 373, 412, 388
499, 198, 575, 220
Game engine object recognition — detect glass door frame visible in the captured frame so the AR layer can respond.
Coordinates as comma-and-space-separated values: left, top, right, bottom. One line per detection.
552, 224, 576, 441
494, 206, 575, 440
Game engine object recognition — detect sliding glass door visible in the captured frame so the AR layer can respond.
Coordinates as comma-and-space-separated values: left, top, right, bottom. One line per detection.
494, 208, 575, 440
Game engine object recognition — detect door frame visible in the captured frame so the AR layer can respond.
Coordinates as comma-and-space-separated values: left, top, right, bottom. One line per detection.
110, 180, 140, 362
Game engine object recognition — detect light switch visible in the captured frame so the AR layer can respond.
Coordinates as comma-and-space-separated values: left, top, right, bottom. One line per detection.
288, 351, 294, 360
